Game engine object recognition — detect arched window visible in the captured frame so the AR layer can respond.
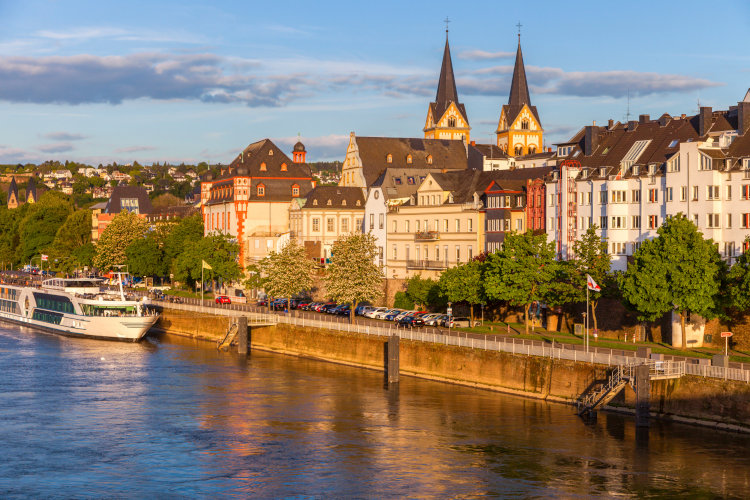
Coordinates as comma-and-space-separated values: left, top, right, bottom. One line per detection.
257, 184, 265, 196
426, 155, 433, 165
342, 199, 347, 206
521, 120, 529, 130
280, 162, 287, 171
268, 149, 273, 156
260, 162, 267, 171
406, 154, 412, 164
448, 117, 456, 127
515, 146, 523, 156
386, 154, 392, 163
291, 184, 299, 197
528, 145, 537, 154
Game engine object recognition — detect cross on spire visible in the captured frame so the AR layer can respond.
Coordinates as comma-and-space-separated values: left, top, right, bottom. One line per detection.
516, 21, 522, 40
444, 16, 450, 35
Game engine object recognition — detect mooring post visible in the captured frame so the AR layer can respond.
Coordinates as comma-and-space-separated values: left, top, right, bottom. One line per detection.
385, 335, 399, 385
237, 316, 248, 355
635, 364, 650, 427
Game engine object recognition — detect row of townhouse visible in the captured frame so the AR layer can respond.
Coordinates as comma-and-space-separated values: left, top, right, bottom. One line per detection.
546, 90, 750, 271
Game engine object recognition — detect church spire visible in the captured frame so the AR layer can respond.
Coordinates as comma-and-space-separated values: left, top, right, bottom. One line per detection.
508, 36, 531, 108
434, 32, 459, 115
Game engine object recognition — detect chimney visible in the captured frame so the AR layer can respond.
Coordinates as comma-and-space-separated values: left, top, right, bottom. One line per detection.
699, 106, 712, 136
639, 114, 650, 124
608, 119, 614, 129
680, 114, 687, 119
584, 125, 600, 156
627, 120, 638, 131
738, 101, 750, 134
470, 140, 476, 146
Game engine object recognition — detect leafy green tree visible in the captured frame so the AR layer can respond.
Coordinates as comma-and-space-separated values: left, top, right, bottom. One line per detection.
439, 261, 485, 323
405, 274, 439, 310
484, 231, 557, 334
571, 226, 613, 332
52, 208, 92, 256
164, 213, 203, 270
393, 291, 414, 309
16, 191, 73, 265
93, 211, 148, 271
619, 214, 724, 349
324, 233, 383, 323
0, 206, 21, 267
173, 233, 240, 289
728, 241, 750, 313
152, 193, 183, 208
258, 240, 315, 311
126, 235, 167, 278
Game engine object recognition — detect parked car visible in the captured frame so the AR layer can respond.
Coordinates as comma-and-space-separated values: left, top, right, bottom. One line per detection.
445, 316, 471, 328
393, 311, 413, 321
420, 313, 441, 322
256, 299, 268, 306
425, 314, 448, 326
365, 307, 388, 319
297, 301, 311, 310
215, 295, 231, 304
374, 308, 399, 320
320, 302, 338, 313
335, 305, 352, 316
355, 305, 374, 316
397, 315, 425, 328
384, 310, 405, 321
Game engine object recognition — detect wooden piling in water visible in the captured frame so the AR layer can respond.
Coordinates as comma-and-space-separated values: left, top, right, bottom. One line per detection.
385, 335, 399, 384
635, 364, 650, 427
237, 316, 248, 355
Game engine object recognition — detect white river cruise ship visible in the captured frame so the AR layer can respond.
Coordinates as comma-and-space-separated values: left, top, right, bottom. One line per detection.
0, 275, 159, 342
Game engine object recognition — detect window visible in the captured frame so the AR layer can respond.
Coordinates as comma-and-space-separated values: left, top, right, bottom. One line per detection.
405, 220, 410, 232
468, 246, 473, 260
521, 120, 529, 130
312, 218, 320, 232
268, 149, 273, 156
611, 216, 626, 229
515, 146, 523, 156
327, 218, 335, 232
455, 219, 460, 232
444, 219, 448, 232
680, 186, 687, 202
668, 139, 679, 148
426, 155, 433, 165
707, 185, 720, 200
516, 218, 523, 231
648, 189, 658, 203
611, 242, 627, 255
700, 154, 712, 170
666, 187, 673, 202
378, 247, 383, 266
455, 246, 461, 263
392, 220, 397, 232
257, 184, 265, 196
707, 214, 720, 228
727, 213, 732, 228
280, 162, 287, 171
392, 244, 397, 260
693, 214, 699, 226
416, 220, 420, 232
436, 246, 440, 261
448, 117, 456, 127
406, 154, 413, 164
394, 177, 402, 185
386, 154, 393, 163
379, 214, 384, 229
600, 216, 608, 229
355, 218, 362, 231
260, 162, 267, 171
549, 194, 555, 206
743, 185, 750, 200
692, 186, 699, 201
405, 245, 410, 261
407, 176, 415, 185
599, 191, 608, 204
611, 190, 626, 203
743, 214, 750, 229
369, 214, 374, 230
648, 215, 659, 229
341, 218, 349, 233
468, 219, 473, 232
667, 155, 680, 172
727, 185, 732, 200
631, 216, 641, 229
291, 184, 300, 197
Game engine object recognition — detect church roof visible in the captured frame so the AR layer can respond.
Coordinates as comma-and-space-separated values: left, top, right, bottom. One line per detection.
502, 39, 541, 127
26, 176, 37, 203
7, 176, 18, 201
353, 136, 469, 186
429, 36, 469, 124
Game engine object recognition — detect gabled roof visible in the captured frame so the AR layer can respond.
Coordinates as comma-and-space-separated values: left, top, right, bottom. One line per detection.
502, 39, 541, 127
422, 167, 552, 205
429, 35, 469, 124
372, 167, 444, 201
26, 176, 37, 203
225, 138, 312, 180
104, 186, 152, 214
302, 186, 365, 209
354, 136, 468, 186
8, 176, 18, 199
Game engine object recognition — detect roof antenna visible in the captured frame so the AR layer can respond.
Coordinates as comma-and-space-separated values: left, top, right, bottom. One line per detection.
625, 88, 631, 122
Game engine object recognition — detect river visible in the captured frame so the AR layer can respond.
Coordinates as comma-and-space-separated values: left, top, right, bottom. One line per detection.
0, 323, 748, 498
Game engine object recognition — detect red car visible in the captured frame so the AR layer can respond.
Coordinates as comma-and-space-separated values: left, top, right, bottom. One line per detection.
215, 296, 231, 304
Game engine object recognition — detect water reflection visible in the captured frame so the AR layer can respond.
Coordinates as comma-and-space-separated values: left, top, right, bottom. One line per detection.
0, 326, 749, 498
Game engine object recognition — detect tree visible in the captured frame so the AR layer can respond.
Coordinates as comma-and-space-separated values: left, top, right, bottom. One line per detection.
438, 261, 485, 324
405, 274, 439, 310
52, 208, 92, 256
258, 240, 315, 311
728, 241, 750, 313
16, 191, 73, 265
93, 211, 148, 271
324, 233, 383, 323
152, 193, 183, 209
172, 233, 240, 289
619, 214, 724, 349
483, 231, 557, 334
571, 226, 612, 332
126, 235, 168, 278
163, 213, 203, 271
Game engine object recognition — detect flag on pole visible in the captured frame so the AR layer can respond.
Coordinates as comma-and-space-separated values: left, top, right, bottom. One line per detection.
586, 274, 601, 292
201, 260, 212, 270
41, 254, 48, 261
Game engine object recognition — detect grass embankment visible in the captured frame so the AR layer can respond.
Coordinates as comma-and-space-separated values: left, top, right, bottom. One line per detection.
464, 321, 750, 364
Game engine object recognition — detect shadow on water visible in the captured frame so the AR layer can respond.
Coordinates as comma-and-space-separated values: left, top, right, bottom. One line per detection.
0, 327, 749, 498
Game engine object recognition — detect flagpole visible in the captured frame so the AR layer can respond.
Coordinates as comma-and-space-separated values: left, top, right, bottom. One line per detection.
201, 265, 204, 303
586, 283, 589, 353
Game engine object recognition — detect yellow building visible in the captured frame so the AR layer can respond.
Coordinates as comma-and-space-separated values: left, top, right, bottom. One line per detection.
496, 37, 544, 156
423, 32, 470, 142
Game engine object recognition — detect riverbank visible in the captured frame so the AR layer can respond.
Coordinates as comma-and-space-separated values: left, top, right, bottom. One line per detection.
152, 309, 750, 432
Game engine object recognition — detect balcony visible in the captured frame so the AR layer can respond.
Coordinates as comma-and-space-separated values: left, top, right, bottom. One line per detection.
414, 231, 440, 241
406, 259, 448, 270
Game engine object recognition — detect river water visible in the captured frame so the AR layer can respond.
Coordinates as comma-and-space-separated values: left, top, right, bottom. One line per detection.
1, 323, 749, 498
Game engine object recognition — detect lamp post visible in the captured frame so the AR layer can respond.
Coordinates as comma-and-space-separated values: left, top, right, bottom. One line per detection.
447, 301, 453, 336
481, 303, 485, 326
582, 311, 588, 353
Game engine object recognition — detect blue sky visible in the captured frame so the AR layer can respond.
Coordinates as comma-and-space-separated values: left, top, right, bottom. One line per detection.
1, 0, 749, 165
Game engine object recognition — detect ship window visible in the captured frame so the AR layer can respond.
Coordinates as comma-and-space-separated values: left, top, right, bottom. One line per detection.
33, 292, 74, 314
32, 309, 63, 325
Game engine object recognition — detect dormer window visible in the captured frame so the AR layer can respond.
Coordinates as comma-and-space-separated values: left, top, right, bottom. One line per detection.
281, 163, 287, 171
326, 199, 332, 206
268, 149, 273, 156
599, 167, 607, 177
260, 162, 267, 171
386, 154, 392, 163
581, 168, 588, 179
356, 200, 361, 206
632, 166, 640, 176
313, 199, 318, 206
406, 154, 412, 164
291, 184, 300, 197
342, 200, 347, 206
648, 164, 656, 175
668, 139, 679, 148
426, 155, 433, 165
257, 184, 265, 196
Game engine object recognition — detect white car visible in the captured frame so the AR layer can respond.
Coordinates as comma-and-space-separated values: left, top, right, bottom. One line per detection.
365, 307, 388, 319
375, 308, 399, 320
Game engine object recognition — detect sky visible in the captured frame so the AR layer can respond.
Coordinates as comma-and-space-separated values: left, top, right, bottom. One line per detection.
1, 0, 749, 166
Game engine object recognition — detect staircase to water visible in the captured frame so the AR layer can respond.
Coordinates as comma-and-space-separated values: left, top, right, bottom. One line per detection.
217, 322, 239, 351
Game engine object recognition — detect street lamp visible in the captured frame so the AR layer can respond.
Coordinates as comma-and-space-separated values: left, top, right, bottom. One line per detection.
447, 301, 453, 336
582, 311, 588, 353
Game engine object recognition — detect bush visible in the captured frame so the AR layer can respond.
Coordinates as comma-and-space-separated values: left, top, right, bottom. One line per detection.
393, 291, 414, 310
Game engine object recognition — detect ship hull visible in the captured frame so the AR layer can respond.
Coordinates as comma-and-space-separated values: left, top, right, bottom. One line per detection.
0, 310, 158, 342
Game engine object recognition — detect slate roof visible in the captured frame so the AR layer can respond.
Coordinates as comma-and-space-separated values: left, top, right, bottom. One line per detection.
501, 39, 541, 127
428, 36, 469, 125
371, 167, 445, 201
26, 176, 37, 203
423, 167, 553, 205
104, 186, 153, 214
7, 176, 18, 204
354, 136, 468, 186
302, 186, 365, 209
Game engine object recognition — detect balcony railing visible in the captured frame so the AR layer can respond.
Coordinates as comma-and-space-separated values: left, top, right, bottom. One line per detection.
414, 231, 440, 241
406, 259, 448, 270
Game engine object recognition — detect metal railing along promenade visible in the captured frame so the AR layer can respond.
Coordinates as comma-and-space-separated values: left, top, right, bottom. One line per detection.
151, 298, 750, 384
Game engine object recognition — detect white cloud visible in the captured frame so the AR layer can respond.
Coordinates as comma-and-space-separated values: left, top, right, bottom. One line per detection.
459, 50, 514, 61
